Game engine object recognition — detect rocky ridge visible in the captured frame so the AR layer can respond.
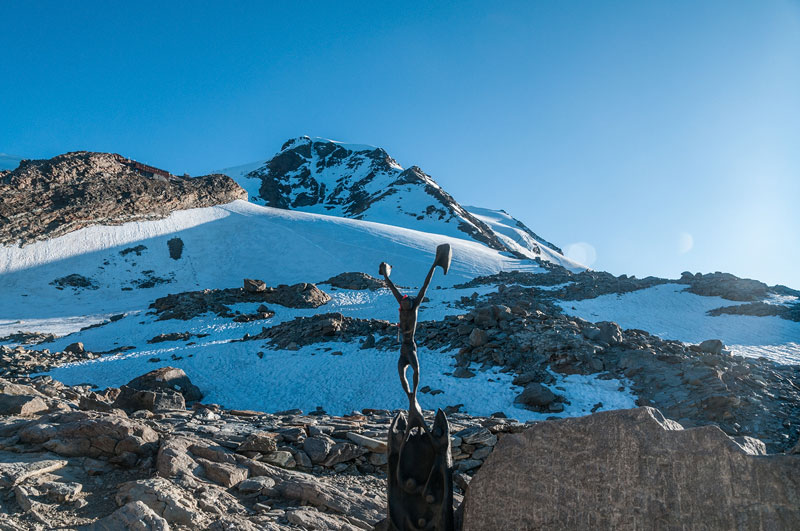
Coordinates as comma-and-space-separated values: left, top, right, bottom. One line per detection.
150, 281, 331, 320
0, 151, 246, 245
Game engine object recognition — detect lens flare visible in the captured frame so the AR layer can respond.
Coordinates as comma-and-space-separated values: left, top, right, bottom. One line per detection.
565, 242, 597, 267
678, 232, 694, 254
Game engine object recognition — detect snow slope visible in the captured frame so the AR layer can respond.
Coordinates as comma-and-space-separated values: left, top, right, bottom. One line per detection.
465, 206, 586, 272
559, 283, 800, 365
0, 199, 542, 336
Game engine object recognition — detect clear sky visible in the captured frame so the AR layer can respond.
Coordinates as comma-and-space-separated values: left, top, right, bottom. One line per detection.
2, 1, 798, 287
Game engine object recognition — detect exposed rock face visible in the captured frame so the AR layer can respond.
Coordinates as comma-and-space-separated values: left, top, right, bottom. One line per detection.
151, 281, 330, 320
708, 301, 800, 322
322, 272, 388, 290
679, 271, 770, 301
456, 268, 669, 300
0, 151, 246, 245
236, 136, 519, 255
463, 407, 800, 531
244, 312, 391, 349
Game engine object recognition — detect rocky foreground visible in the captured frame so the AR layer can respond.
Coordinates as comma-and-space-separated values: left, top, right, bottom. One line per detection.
0, 368, 797, 530
0, 367, 515, 530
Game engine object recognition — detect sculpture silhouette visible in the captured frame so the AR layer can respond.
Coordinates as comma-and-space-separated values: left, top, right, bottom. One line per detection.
380, 244, 454, 531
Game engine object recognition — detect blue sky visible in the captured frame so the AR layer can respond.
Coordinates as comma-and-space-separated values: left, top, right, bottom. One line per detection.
1, 1, 798, 287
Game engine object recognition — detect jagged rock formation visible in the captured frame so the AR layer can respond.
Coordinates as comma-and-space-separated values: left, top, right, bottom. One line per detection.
0, 151, 247, 245
231, 136, 525, 256
463, 407, 800, 530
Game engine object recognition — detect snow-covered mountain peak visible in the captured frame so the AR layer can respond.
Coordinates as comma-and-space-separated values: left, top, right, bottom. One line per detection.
220, 136, 583, 271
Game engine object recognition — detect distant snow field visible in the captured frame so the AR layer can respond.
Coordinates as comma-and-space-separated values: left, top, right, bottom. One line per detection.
559, 283, 800, 365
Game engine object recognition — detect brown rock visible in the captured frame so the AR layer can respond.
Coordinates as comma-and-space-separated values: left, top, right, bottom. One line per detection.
0, 394, 48, 416
237, 432, 279, 454
18, 411, 158, 463
463, 407, 800, 530
88, 500, 170, 531
243, 278, 267, 293
64, 342, 85, 354
197, 458, 248, 488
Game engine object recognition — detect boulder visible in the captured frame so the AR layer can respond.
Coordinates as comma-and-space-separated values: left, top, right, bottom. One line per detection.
116, 478, 202, 527
513, 383, 556, 409
243, 278, 267, 293
263, 450, 295, 468
64, 342, 85, 354
114, 386, 185, 412
89, 501, 170, 530
157, 437, 203, 479
237, 432, 279, 454
469, 328, 487, 347
454, 426, 497, 447
196, 458, 248, 488
323, 272, 387, 290
125, 367, 203, 403
0, 394, 48, 416
0, 453, 68, 488
463, 407, 800, 530
596, 321, 623, 345
17, 411, 159, 464
322, 443, 366, 467
303, 435, 334, 464
453, 367, 476, 379
698, 339, 724, 355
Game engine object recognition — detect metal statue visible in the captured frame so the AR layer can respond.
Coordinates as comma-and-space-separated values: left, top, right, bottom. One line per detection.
379, 243, 454, 531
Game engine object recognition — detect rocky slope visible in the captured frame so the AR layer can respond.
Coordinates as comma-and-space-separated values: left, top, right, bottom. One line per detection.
0, 151, 246, 245
222, 137, 575, 265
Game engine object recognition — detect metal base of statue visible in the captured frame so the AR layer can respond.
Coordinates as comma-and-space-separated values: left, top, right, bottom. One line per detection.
379, 244, 454, 531
388, 408, 453, 531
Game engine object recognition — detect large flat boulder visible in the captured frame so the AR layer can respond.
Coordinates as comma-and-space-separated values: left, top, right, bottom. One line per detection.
463, 407, 800, 530
17, 411, 159, 466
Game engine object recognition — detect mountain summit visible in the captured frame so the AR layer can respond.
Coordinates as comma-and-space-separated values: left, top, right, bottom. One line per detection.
223, 136, 579, 269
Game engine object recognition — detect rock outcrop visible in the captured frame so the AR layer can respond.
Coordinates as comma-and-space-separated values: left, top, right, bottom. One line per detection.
0, 151, 246, 245
150, 281, 330, 320
463, 407, 800, 530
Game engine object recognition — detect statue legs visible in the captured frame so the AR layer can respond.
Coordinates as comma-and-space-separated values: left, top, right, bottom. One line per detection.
399, 342, 423, 422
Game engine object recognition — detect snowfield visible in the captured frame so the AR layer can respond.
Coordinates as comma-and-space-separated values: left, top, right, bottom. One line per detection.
559, 283, 800, 365
0, 200, 543, 338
